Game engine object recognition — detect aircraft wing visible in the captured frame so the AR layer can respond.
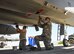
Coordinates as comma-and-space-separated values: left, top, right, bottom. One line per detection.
0, 0, 74, 26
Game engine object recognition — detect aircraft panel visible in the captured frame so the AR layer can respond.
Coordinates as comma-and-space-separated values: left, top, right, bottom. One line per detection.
47, 0, 74, 8
0, 0, 74, 26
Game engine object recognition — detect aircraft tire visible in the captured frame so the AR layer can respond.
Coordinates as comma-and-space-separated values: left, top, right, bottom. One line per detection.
63, 39, 68, 47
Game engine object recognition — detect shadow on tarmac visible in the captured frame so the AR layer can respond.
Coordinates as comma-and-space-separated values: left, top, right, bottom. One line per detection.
0, 46, 74, 54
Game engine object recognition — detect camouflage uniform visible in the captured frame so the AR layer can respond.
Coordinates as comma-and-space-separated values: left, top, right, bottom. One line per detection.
34, 16, 52, 50
16, 26, 27, 50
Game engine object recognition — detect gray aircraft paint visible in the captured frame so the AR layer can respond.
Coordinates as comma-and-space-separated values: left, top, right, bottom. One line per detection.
47, 0, 74, 8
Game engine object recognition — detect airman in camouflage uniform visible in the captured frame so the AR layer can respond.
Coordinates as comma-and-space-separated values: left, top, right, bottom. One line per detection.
34, 16, 52, 50
16, 26, 27, 50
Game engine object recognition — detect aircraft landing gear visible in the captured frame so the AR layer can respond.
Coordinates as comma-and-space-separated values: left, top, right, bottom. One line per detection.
63, 39, 68, 47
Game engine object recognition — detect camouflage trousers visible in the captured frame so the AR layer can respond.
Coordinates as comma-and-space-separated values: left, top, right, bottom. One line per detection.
34, 35, 51, 49
19, 39, 26, 50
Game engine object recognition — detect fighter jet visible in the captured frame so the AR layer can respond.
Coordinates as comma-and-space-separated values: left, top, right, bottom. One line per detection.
0, 0, 74, 48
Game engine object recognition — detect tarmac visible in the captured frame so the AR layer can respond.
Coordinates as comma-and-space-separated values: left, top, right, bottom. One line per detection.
0, 45, 74, 54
